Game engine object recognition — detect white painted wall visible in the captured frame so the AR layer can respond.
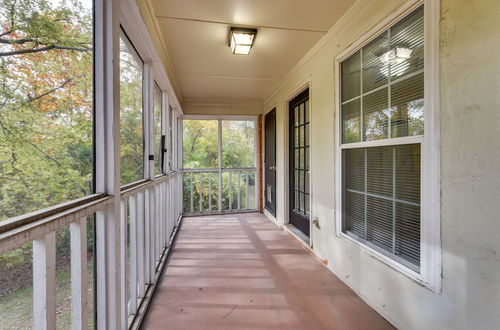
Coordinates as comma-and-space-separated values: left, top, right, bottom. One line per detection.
262, 0, 500, 328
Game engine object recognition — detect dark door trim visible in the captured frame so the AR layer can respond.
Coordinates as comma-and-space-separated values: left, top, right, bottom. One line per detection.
288, 89, 310, 237
264, 108, 277, 216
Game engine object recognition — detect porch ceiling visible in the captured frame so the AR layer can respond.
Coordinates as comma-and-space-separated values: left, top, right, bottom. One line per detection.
151, 0, 356, 104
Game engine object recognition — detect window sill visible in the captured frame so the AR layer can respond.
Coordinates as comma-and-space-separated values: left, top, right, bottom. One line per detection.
337, 231, 437, 292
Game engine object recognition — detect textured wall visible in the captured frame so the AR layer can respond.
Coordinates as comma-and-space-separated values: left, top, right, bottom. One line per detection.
263, 0, 500, 328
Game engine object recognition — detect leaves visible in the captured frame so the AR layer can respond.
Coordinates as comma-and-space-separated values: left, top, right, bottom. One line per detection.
0, 0, 93, 221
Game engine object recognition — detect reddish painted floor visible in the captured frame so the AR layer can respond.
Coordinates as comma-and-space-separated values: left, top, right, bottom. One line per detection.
142, 213, 394, 330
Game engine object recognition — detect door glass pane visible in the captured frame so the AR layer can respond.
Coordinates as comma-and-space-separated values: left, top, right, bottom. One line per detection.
299, 103, 304, 125
182, 120, 218, 169
120, 35, 144, 185
222, 120, 255, 168
304, 101, 309, 123
305, 125, 309, 146
0, 0, 94, 220
153, 83, 162, 174
299, 126, 304, 147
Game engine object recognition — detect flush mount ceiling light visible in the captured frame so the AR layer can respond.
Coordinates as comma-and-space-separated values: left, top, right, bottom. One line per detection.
228, 27, 257, 55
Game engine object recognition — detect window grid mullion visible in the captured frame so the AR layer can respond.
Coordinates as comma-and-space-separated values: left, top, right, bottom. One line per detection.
364, 148, 368, 240
387, 29, 392, 139
392, 146, 396, 254
360, 48, 364, 143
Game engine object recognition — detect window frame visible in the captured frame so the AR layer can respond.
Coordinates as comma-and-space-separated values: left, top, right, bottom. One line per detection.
119, 29, 147, 186
334, 0, 441, 292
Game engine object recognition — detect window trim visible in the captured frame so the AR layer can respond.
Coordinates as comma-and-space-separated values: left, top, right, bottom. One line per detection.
334, 0, 441, 292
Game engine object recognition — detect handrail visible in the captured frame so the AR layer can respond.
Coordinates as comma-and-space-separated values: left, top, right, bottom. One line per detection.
0, 195, 113, 255
120, 174, 170, 199
0, 193, 108, 235
182, 167, 257, 173
0, 173, 179, 248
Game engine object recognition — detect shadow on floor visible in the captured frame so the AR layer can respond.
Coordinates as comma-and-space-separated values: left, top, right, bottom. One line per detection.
141, 213, 394, 330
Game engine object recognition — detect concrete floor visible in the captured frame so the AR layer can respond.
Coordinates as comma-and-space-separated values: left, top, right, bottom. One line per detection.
142, 213, 394, 330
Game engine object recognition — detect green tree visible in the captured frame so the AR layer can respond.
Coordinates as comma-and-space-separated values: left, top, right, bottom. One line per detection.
0, 0, 93, 221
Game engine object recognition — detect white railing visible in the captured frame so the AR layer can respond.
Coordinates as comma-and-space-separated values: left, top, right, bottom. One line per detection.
0, 171, 183, 330
183, 168, 258, 215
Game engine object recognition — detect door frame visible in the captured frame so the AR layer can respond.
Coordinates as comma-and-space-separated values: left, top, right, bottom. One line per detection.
264, 108, 277, 216
281, 81, 312, 245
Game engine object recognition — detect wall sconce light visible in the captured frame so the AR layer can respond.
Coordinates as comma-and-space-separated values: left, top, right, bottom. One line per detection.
228, 27, 257, 55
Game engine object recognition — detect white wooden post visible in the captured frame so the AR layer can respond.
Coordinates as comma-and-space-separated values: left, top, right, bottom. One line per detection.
129, 195, 138, 314
94, 0, 121, 327
33, 231, 56, 330
144, 188, 151, 284
70, 218, 88, 330
137, 191, 145, 297
155, 184, 160, 260
120, 199, 128, 323
217, 119, 223, 212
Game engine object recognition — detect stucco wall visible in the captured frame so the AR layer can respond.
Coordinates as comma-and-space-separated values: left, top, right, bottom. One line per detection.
262, 0, 500, 328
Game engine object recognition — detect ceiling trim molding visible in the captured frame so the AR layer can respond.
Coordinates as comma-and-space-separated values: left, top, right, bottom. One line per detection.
183, 98, 263, 107
137, 0, 184, 103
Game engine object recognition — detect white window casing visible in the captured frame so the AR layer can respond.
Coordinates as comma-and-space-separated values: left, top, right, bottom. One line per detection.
334, 0, 441, 292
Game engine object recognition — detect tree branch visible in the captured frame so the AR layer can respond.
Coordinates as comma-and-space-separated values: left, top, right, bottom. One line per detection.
0, 45, 92, 57
0, 30, 13, 37
0, 37, 37, 44
28, 78, 74, 103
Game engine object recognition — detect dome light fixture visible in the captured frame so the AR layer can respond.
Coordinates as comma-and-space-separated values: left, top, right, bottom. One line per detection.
228, 27, 257, 55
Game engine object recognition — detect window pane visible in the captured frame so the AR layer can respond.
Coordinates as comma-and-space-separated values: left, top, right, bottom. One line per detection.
341, 51, 361, 100
363, 88, 389, 141
395, 144, 420, 203
342, 99, 361, 143
345, 148, 364, 191
183, 120, 218, 169
340, 6, 424, 144
222, 120, 255, 168
343, 144, 420, 269
346, 191, 365, 238
168, 106, 173, 171
367, 146, 393, 197
390, 6, 424, 79
153, 83, 162, 174
391, 73, 424, 137
0, 0, 93, 220
362, 32, 389, 93
120, 36, 144, 185
395, 203, 420, 265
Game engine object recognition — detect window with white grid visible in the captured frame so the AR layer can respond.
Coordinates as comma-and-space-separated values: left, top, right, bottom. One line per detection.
340, 6, 424, 271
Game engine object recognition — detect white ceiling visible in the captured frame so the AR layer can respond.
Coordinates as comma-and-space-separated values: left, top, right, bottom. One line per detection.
151, 0, 356, 104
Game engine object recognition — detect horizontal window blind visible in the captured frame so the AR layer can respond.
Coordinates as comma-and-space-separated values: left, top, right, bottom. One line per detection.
340, 6, 424, 271
341, 6, 424, 144
344, 144, 421, 269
